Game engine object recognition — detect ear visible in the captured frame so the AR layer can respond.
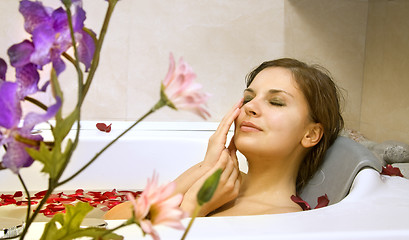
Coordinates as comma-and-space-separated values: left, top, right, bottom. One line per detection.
302, 123, 323, 148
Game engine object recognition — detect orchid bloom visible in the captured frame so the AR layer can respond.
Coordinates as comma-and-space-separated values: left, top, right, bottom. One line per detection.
0, 81, 61, 173
0, 55, 40, 103
161, 53, 211, 119
0, 58, 7, 82
127, 173, 186, 240
8, 0, 95, 76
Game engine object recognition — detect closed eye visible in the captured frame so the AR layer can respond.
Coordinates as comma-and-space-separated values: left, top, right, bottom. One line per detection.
243, 96, 253, 104
269, 100, 285, 107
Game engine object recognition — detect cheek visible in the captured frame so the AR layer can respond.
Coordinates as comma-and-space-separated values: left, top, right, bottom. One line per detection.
264, 111, 308, 140
263, 111, 289, 130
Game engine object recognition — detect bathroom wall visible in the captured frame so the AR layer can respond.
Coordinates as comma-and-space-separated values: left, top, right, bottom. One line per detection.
284, 0, 409, 144
0, 0, 286, 122
284, 0, 368, 131
360, 0, 409, 144
0, 0, 408, 144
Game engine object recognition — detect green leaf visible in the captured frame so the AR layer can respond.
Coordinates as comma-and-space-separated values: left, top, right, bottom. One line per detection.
53, 109, 79, 145
26, 143, 60, 178
40, 215, 61, 240
26, 139, 72, 179
40, 202, 123, 240
197, 169, 222, 206
50, 69, 64, 122
30, 108, 79, 179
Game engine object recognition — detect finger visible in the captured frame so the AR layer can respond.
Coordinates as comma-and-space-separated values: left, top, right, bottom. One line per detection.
204, 99, 243, 165
214, 108, 240, 140
218, 150, 234, 182
214, 98, 243, 136
228, 162, 240, 183
219, 98, 243, 126
233, 177, 241, 194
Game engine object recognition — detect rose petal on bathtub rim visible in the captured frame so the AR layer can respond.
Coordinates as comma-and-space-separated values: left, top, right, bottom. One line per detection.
381, 164, 404, 177
315, 194, 330, 209
290, 195, 311, 211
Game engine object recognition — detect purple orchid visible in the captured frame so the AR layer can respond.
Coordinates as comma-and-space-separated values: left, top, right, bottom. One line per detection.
0, 58, 7, 82
0, 81, 61, 173
15, 63, 40, 99
8, 0, 95, 76
0, 54, 39, 99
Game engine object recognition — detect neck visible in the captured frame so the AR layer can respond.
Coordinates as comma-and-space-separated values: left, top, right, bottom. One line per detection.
240, 155, 300, 203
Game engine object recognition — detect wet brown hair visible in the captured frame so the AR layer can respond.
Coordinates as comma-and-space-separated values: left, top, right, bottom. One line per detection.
245, 58, 344, 191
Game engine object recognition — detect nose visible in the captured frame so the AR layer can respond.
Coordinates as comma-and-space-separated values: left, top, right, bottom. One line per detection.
243, 99, 260, 117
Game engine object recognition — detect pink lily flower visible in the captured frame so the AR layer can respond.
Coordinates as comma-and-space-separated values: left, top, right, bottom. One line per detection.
161, 53, 211, 119
127, 173, 187, 240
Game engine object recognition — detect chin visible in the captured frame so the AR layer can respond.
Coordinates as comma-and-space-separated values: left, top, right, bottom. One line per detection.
234, 135, 260, 156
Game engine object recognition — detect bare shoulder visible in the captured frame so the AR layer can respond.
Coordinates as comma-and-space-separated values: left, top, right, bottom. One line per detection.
269, 205, 303, 214
209, 198, 302, 217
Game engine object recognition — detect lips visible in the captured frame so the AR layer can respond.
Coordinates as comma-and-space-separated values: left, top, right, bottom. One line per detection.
240, 121, 262, 132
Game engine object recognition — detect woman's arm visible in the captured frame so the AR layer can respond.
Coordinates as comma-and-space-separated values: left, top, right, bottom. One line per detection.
180, 140, 242, 216
176, 99, 243, 216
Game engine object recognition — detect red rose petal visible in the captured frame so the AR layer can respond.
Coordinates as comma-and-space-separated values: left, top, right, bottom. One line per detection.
75, 189, 84, 195
34, 190, 48, 198
106, 124, 112, 133
315, 194, 330, 209
290, 195, 311, 211
16, 200, 38, 206
1, 194, 14, 199
13, 191, 23, 198
1, 188, 141, 217
96, 123, 112, 133
381, 164, 404, 177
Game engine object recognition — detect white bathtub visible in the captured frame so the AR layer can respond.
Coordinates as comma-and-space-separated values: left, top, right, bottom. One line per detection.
1, 121, 409, 239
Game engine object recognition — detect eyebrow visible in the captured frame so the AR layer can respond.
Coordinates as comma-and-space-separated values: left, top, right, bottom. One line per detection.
244, 88, 294, 98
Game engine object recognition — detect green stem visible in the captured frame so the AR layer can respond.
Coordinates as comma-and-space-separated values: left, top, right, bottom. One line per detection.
62, 4, 84, 166
24, 96, 48, 111
180, 204, 201, 240
18, 1, 120, 239
19, 187, 54, 239
63, 2, 84, 89
58, 100, 165, 187
83, 27, 97, 45
102, 218, 135, 237
62, 52, 76, 66
81, 0, 118, 104
54, 0, 112, 186
54, 112, 82, 184
0, 146, 6, 171
59, 0, 119, 181
18, 174, 31, 229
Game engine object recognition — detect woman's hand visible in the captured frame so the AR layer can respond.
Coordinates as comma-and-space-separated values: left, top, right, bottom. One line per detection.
179, 99, 243, 216
201, 98, 243, 168
173, 99, 243, 198
180, 139, 242, 216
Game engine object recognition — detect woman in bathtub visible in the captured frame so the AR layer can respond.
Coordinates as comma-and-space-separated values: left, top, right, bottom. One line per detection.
106, 58, 344, 218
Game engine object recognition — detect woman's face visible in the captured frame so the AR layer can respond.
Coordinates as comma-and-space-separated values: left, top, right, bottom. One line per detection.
234, 67, 314, 160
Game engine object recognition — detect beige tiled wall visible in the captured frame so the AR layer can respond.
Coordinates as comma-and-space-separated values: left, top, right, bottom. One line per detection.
361, 0, 409, 144
284, 0, 369, 131
1, 0, 286, 122
1, 0, 408, 144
